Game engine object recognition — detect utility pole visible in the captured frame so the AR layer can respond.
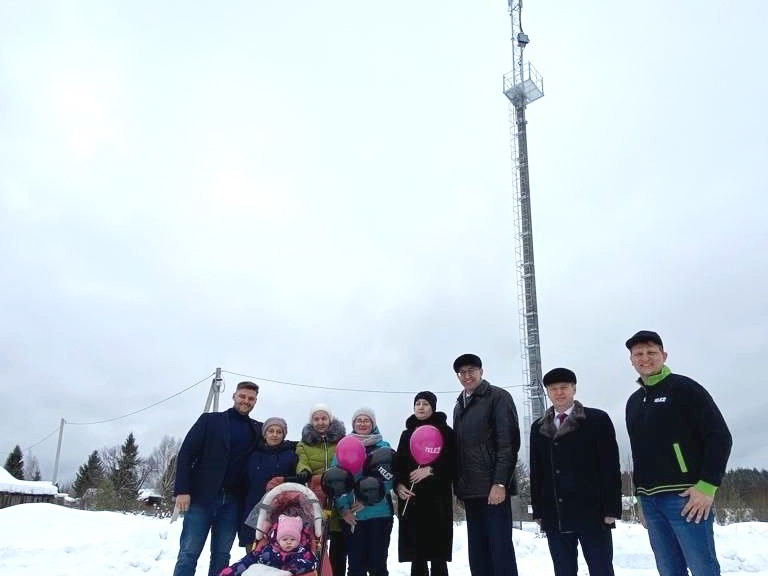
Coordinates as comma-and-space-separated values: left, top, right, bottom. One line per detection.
52, 417, 65, 485
203, 367, 225, 413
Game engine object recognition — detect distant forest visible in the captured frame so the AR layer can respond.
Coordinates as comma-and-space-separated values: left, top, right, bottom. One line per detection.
620, 467, 768, 523
713, 468, 768, 522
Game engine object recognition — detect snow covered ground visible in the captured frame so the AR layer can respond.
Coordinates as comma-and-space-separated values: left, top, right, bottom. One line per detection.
1, 503, 767, 576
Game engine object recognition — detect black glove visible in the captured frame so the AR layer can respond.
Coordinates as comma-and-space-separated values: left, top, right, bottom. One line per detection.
295, 470, 311, 485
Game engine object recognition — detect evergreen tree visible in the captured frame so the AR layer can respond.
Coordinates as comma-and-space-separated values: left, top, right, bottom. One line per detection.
90, 477, 120, 511
72, 451, 105, 498
3, 445, 24, 480
112, 433, 141, 511
716, 467, 768, 523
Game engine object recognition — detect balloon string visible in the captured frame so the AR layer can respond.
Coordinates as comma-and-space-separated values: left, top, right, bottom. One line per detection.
401, 465, 420, 515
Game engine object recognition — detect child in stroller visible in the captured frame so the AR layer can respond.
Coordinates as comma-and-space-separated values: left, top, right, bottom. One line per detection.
220, 482, 326, 576
220, 514, 316, 576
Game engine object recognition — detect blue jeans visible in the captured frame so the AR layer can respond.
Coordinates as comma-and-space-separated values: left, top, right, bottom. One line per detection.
464, 497, 519, 576
173, 491, 241, 576
640, 493, 721, 576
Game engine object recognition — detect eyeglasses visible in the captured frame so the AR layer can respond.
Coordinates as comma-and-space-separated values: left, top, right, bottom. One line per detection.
457, 368, 480, 376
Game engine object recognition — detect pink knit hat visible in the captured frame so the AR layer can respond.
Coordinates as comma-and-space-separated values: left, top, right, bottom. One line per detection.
276, 515, 303, 542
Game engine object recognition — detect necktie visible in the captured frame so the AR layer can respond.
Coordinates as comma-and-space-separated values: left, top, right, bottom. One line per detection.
557, 413, 568, 426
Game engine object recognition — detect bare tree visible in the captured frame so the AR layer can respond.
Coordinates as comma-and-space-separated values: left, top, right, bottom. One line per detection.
621, 451, 638, 522
138, 457, 155, 490
146, 435, 180, 512
59, 480, 74, 496
99, 445, 120, 479
515, 460, 531, 506
24, 453, 41, 481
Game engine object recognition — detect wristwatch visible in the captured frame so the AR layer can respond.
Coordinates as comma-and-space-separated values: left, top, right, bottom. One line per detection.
494, 483, 505, 488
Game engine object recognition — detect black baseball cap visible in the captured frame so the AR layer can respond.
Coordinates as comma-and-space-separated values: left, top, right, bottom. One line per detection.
625, 330, 664, 350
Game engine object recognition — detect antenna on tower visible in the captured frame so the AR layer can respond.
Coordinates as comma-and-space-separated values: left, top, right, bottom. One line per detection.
503, 0, 547, 458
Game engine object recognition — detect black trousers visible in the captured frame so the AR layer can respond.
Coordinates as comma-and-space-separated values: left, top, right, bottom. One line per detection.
545, 527, 615, 576
345, 517, 394, 576
411, 560, 449, 576
330, 529, 348, 576
464, 497, 518, 576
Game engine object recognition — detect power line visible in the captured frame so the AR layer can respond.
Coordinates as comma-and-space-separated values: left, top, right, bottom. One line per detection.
22, 426, 60, 451
14, 368, 521, 455
67, 371, 216, 426
221, 370, 525, 394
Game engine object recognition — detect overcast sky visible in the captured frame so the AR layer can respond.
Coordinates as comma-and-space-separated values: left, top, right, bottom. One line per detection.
1, 0, 766, 485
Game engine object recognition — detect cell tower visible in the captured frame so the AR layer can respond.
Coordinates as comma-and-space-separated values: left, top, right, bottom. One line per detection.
503, 0, 547, 456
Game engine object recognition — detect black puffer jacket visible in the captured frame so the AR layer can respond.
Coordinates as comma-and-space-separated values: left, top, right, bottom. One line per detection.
453, 380, 520, 499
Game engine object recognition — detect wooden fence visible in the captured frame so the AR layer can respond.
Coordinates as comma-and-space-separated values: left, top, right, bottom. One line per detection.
0, 491, 55, 509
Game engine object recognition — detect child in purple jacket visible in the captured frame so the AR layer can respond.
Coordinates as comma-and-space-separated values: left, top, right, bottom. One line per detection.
220, 515, 317, 576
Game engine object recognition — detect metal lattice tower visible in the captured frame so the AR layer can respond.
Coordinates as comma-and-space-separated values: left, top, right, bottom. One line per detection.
503, 0, 547, 458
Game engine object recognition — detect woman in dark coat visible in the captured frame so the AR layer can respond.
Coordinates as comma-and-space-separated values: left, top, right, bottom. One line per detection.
238, 416, 299, 548
395, 391, 456, 576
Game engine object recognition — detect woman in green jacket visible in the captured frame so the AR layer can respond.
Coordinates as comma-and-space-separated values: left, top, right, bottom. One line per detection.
295, 404, 347, 576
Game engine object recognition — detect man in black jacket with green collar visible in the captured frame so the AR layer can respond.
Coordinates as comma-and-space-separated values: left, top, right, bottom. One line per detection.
453, 353, 520, 576
530, 367, 621, 576
625, 331, 732, 576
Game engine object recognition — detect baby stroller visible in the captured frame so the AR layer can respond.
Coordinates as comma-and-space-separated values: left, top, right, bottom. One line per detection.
244, 482, 332, 576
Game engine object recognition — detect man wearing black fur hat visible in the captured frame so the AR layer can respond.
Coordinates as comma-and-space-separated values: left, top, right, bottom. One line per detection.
452, 353, 521, 576
530, 368, 621, 576
625, 330, 732, 576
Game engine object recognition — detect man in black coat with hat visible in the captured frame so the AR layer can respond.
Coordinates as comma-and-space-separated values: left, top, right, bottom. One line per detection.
530, 367, 621, 576
452, 353, 520, 576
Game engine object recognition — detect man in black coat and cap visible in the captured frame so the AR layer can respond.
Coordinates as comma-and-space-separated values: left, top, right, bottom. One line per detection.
530, 368, 621, 576
452, 353, 521, 576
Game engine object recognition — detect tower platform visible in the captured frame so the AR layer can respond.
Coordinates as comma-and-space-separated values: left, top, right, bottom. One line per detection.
503, 63, 544, 106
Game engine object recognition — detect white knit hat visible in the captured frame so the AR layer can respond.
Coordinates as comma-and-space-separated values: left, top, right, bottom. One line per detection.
309, 403, 333, 422
352, 407, 376, 429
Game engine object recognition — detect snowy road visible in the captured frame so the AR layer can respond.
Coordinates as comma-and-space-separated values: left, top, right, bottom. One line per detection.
1, 504, 766, 576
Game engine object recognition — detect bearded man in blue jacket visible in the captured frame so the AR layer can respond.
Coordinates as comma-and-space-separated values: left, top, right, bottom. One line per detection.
625, 331, 732, 576
172, 381, 263, 576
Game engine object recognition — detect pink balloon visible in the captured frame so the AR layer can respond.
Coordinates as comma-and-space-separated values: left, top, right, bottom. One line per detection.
409, 425, 443, 466
336, 436, 366, 475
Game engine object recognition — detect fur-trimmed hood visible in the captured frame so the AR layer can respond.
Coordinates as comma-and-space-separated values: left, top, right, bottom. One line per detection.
300, 417, 346, 445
